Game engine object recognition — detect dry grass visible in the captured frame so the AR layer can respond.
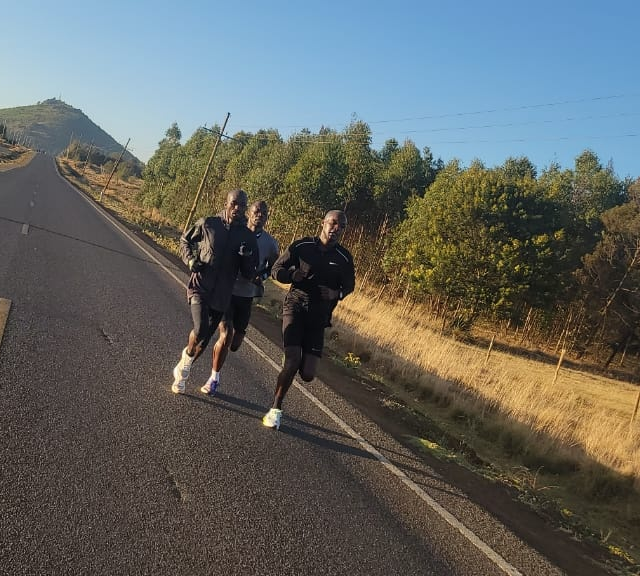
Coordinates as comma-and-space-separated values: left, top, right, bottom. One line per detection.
0, 144, 36, 171
333, 289, 639, 472
323, 287, 640, 567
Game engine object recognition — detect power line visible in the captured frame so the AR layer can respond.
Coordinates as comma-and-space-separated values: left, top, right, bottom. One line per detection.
232, 92, 640, 131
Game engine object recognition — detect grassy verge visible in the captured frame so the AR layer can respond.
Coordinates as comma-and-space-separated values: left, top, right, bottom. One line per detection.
57, 158, 639, 575
0, 143, 37, 171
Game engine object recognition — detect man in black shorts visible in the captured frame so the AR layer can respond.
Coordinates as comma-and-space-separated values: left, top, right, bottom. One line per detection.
171, 189, 259, 394
200, 200, 280, 395
263, 209, 355, 430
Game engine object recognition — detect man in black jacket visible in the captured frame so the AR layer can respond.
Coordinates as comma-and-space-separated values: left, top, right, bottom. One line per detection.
263, 209, 355, 429
171, 189, 258, 394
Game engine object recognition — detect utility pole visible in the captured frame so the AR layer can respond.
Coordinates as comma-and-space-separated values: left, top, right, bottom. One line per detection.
99, 138, 130, 202
182, 112, 230, 234
82, 141, 95, 176
65, 132, 74, 159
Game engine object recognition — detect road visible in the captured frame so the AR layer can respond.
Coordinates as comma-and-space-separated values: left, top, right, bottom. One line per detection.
0, 155, 606, 575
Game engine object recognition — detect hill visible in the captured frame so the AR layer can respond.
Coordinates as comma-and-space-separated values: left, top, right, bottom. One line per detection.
0, 98, 140, 164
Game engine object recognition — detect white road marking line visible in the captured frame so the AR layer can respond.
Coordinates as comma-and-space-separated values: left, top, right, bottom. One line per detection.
58, 163, 523, 576
243, 337, 523, 576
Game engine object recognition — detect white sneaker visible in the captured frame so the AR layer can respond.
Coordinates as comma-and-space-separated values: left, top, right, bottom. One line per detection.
262, 408, 282, 430
171, 348, 192, 394
200, 376, 219, 396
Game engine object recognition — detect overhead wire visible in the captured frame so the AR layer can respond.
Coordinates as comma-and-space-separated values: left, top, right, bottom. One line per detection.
209, 92, 640, 147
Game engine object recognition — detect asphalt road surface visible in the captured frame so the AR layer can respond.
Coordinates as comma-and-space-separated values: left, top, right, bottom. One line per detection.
0, 155, 608, 575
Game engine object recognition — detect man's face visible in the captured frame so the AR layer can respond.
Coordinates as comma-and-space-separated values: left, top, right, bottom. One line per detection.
320, 212, 347, 246
225, 191, 248, 224
249, 203, 268, 231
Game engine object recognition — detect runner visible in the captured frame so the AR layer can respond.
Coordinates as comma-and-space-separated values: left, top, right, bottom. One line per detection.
201, 200, 280, 395
263, 209, 355, 430
171, 189, 258, 394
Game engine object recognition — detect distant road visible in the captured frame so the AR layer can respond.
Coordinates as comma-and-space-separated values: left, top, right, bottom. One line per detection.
0, 155, 606, 575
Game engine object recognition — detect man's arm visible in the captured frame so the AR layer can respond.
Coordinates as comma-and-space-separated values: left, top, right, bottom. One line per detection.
259, 237, 281, 280
271, 243, 296, 284
180, 218, 204, 269
238, 233, 259, 280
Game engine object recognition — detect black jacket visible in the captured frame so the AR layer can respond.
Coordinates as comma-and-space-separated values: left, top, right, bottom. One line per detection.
272, 236, 355, 327
180, 214, 258, 312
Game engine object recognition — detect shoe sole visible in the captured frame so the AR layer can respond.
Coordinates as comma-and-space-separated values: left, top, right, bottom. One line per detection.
200, 386, 217, 396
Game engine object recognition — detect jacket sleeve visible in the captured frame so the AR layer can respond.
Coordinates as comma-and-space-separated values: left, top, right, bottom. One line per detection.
260, 237, 280, 279
238, 232, 259, 280
271, 242, 295, 284
179, 218, 204, 267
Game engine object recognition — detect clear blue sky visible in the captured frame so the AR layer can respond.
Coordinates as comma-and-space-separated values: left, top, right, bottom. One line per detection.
2, 0, 638, 179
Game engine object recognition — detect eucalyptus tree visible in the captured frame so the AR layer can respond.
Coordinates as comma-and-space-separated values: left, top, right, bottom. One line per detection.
572, 149, 626, 226
277, 130, 347, 236
140, 122, 183, 210
338, 120, 377, 215
373, 140, 428, 223
159, 126, 215, 224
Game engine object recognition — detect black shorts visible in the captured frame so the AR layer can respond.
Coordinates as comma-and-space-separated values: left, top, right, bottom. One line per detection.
189, 295, 224, 345
282, 310, 325, 357
220, 295, 253, 334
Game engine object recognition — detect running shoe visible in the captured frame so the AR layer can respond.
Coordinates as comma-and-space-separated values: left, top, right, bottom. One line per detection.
200, 377, 219, 396
262, 408, 282, 430
171, 348, 191, 394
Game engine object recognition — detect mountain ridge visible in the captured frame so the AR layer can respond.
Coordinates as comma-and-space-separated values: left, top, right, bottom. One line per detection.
0, 99, 140, 164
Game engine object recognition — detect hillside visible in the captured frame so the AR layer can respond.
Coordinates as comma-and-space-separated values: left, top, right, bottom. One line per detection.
0, 98, 140, 164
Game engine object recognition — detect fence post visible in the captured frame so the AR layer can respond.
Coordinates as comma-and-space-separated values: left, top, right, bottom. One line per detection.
552, 348, 566, 385
485, 335, 495, 365
630, 389, 640, 437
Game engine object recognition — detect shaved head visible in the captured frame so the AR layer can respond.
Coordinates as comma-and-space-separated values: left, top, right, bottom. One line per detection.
224, 189, 248, 224
320, 209, 347, 246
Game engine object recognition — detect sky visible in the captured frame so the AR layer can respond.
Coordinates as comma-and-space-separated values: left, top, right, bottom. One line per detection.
1, 0, 638, 179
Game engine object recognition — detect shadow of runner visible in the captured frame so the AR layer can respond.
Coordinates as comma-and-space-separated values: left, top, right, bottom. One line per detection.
182, 391, 376, 460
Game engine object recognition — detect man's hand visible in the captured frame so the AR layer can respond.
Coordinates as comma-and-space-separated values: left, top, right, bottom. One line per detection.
290, 262, 313, 283
188, 258, 204, 272
253, 269, 270, 285
319, 285, 340, 301
238, 242, 253, 257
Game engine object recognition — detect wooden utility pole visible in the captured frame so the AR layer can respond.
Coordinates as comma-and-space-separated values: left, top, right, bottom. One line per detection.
182, 113, 230, 234
82, 141, 94, 176
65, 132, 74, 159
99, 138, 130, 202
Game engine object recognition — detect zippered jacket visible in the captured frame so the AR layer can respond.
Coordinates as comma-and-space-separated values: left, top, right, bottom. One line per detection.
180, 213, 259, 312
272, 236, 355, 327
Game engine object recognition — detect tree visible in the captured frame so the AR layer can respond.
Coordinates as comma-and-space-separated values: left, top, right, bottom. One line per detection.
576, 179, 640, 359
278, 132, 346, 234
373, 140, 427, 222
339, 120, 376, 214
139, 123, 183, 210
572, 149, 626, 226
384, 162, 566, 328
501, 156, 537, 180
